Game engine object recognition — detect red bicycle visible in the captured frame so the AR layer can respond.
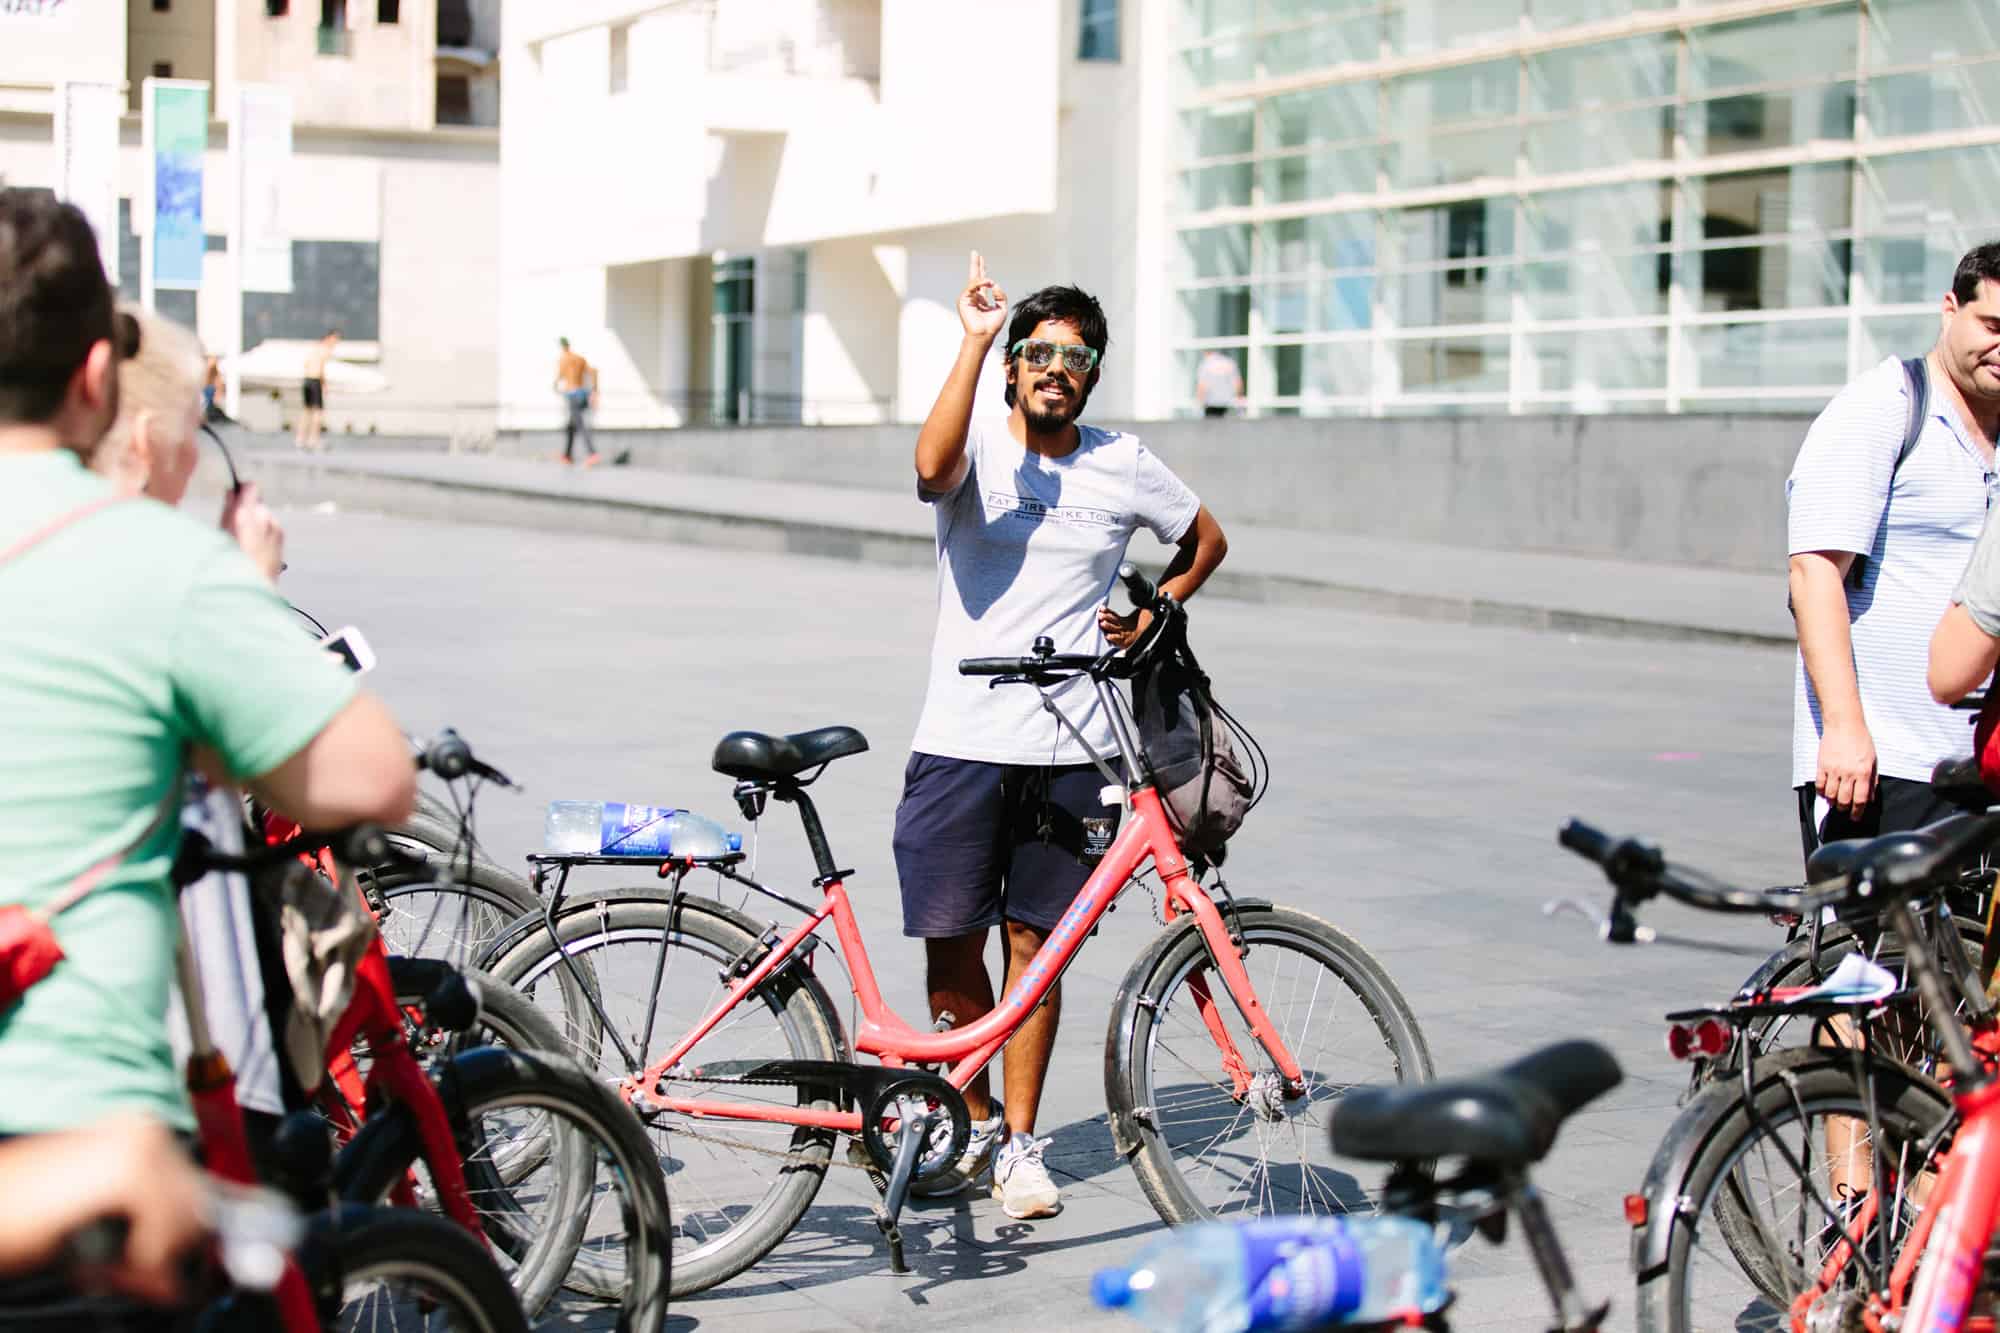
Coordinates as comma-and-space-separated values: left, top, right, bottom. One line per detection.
480, 562, 1432, 1294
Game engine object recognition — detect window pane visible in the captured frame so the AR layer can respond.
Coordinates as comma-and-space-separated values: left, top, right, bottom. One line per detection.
1181, 101, 1255, 161
1522, 252, 1669, 320
1526, 106, 1671, 172
1256, 276, 1376, 333
1180, 161, 1253, 211
1860, 236, 1956, 304
1388, 124, 1518, 188
1260, 145, 1377, 204
1693, 164, 1851, 239
1178, 287, 1251, 338
1689, 318, 1849, 389
1178, 38, 1254, 89
1687, 84, 1856, 156
1860, 313, 1939, 367
1528, 35, 1674, 111
1388, 0, 1521, 54
1689, 7, 1860, 95
1257, 280, 1312, 335
1079, 0, 1119, 60
1526, 327, 1669, 392
1178, 0, 1254, 43
1256, 17, 1381, 76
1867, 60, 2000, 139
1389, 59, 1518, 127
1262, 341, 1372, 401
1260, 81, 1376, 151
1861, 145, 2000, 232
1866, 0, 2000, 69
1527, 0, 1672, 28
1178, 224, 1252, 279
1685, 237, 1852, 313
1398, 334, 1510, 392
1259, 212, 1376, 274
1525, 183, 1673, 255
1389, 265, 1513, 327
1391, 200, 1516, 267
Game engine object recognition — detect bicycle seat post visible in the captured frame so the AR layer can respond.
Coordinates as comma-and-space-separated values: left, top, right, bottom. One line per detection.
777, 782, 850, 887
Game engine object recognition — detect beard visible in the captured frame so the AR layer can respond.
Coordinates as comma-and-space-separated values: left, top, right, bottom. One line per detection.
1017, 376, 1086, 434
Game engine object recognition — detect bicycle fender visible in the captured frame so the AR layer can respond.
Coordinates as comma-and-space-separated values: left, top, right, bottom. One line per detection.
471, 886, 852, 1061
1102, 899, 1273, 1160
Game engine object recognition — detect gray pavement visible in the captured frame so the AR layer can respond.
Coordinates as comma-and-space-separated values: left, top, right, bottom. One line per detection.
278, 506, 1805, 1332
242, 448, 1793, 648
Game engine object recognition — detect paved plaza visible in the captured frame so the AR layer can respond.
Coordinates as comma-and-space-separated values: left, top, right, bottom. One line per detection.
282, 507, 1804, 1332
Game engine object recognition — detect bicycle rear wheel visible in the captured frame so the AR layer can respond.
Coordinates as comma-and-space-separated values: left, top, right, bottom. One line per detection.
1106, 903, 1432, 1224
480, 893, 842, 1297
1637, 1050, 1953, 1333
311, 1203, 530, 1333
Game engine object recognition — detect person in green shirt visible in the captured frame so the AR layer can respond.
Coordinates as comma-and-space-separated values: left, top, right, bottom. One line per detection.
0, 192, 416, 1293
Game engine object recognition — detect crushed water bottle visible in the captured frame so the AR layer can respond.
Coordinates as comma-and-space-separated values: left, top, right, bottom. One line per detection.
543, 801, 743, 858
1092, 1215, 1448, 1332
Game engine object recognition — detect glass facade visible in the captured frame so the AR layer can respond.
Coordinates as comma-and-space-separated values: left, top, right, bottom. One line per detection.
1168, 0, 2000, 415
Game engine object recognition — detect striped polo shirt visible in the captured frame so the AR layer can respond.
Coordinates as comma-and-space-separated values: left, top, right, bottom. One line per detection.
1789, 356, 1995, 788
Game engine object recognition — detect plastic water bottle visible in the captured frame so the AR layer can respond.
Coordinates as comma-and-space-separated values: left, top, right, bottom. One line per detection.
543, 801, 743, 858
1091, 1215, 1448, 1332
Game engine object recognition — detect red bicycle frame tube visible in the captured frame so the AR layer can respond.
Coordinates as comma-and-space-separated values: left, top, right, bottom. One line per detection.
643, 784, 1305, 1122
1896, 1080, 2000, 1330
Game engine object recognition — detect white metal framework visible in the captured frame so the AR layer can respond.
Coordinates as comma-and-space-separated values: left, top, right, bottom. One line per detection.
1167, 0, 2000, 416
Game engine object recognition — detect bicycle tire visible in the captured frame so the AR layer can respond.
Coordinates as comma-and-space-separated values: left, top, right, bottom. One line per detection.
335, 1045, 672, 1331
308, 1202, 531, 1333
479, 893, 843, 1297
1636, 1049, 1954, 1333
1105, 903, 1433, 1225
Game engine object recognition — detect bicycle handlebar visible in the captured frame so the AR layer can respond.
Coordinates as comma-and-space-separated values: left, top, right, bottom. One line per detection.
1557, 818, 1837, 920
172, 822, 415, 888
958, 653, 1101, 677
1117, 561, 1158, 608
415, 727, 515, 788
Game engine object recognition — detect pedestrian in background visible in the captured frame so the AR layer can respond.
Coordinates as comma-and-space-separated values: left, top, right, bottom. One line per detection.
1194, 349, 1241, 419
553, 336, 600, 466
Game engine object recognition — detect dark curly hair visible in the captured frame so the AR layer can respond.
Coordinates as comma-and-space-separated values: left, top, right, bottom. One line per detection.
0, 190, 115, 425
1002, 284, 1109, 409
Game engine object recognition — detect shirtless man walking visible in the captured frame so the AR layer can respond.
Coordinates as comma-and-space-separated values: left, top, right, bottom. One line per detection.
553, 337, 600, 466
295, 328, 338, 452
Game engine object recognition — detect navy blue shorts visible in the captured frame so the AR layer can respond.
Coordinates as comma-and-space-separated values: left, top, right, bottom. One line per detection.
892, 753, 1122, 938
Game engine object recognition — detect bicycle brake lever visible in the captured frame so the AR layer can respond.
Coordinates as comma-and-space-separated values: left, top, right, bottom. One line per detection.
1541, 897, 1657, 944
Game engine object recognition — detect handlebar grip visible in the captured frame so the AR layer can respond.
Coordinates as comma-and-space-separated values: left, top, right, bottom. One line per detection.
1934, 756, 1987, 791
1117, 561, 1158, 607
328, 824, 391, 868
959, 657, 1025, 676
63, 1217, 130, 1270
424, 728, 473, 781
1557, 819, 1613, 864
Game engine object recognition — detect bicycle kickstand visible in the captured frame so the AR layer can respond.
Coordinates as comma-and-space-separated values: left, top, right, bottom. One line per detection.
873, 1100, 940, 1276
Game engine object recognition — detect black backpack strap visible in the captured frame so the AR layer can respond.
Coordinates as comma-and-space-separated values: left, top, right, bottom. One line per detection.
1897, 355, 1930, 475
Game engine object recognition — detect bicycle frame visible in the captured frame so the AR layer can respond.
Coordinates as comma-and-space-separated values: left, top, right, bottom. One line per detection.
630, 779, 1305, 1129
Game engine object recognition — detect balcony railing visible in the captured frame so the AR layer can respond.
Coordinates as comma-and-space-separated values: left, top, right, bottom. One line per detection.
316, 25, 353, 56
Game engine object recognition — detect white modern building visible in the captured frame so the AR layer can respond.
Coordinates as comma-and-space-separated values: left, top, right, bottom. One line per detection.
0, 0, 504, 435
503, 0, 2000, 426
498, 0, 1163, 429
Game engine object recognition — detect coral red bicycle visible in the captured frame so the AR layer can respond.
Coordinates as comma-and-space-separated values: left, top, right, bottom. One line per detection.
481, 563, 1432, 1294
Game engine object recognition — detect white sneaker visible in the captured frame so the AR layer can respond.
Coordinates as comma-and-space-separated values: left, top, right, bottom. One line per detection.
911, 1106, 1005, 1199
992, 1132, 1061, 1219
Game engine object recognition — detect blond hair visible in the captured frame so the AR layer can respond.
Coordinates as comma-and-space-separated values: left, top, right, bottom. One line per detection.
88, 303, 205, 467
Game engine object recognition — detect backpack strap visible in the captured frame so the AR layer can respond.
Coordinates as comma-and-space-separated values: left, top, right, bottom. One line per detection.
0, 493, 130, 568
1896, 355, 1931, 476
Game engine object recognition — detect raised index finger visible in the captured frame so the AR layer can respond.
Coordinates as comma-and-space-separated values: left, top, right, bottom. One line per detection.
968, 250, 986, 287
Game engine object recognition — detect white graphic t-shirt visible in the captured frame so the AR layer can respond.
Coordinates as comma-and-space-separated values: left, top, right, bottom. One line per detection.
910, 417, 1201, 766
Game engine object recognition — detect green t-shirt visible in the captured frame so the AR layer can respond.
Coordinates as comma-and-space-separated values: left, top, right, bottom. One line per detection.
0, 449, 359, 1132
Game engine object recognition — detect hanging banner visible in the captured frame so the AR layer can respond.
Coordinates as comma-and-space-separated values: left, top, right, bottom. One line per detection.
233, 85, 293, 294
145, 80, 208, 292
0, 0, 78, 27
54, 81, 122, 283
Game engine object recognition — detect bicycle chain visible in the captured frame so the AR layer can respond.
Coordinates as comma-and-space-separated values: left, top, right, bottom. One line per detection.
627, 1069, 878, 1173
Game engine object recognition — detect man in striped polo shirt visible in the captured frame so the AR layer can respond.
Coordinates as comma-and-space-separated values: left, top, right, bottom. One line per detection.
1789, 243, 2000, 864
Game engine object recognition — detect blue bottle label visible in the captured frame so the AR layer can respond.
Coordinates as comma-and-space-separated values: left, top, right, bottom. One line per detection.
1239, 1223, 1361, 1330
600, 803, 678, 856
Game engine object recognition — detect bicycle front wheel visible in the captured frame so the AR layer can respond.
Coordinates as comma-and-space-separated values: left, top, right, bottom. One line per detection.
1638, 1050, 1953, 1333
1106, 903, 1432, 1224
312, 1203, 531, 1333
